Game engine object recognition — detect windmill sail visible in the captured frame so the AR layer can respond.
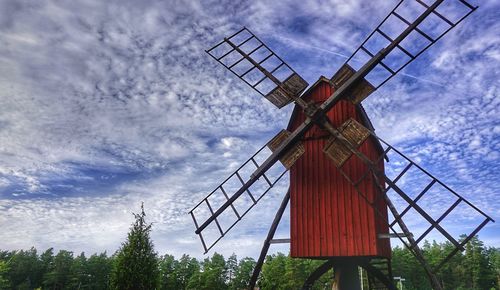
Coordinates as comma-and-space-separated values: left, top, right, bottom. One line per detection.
330, 0, 477, 104
206, 27, 308, 108
343, 132, 492, 271
322, 118, 493, 288
189, 135, 297, 253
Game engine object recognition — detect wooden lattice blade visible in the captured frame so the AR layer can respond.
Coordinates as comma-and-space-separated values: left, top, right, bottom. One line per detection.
267, 129, 305, 169
327, 0, 477, 106
323, 118, 372, 167
189, 133, 297, 253
315, 116, 491, 288
206, 27, 308, 108
330, 64, 375, 104
330, 127, 494, 274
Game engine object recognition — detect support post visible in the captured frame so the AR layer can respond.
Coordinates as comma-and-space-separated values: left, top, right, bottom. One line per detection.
248, 189, 290, 290
302, 260, 335, 290
334, 261, 362, 290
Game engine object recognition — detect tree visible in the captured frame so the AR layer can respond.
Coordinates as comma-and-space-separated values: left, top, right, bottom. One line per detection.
42, 250, 74, 290
159, 254, 179, 290
110, 203, 159, 290
87, 252, 112, 290
7, 248, 43, 289
259, 253, 288, 290
0, 260, 10, 290
68, 252, 88, 289
462, 236, 495, 290
0, 235, 496, 289
392, 245, 428, 290
486, 247, 500, 289
227, 254, 238, 287
231, 257, 255, 290
435, 241, 464, 290
175, 254, 199, 289
284, 256, 312, 289
187, 253, 227, 290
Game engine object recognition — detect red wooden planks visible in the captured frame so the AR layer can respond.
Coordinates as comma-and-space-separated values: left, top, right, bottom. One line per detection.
288, 79, 390, 258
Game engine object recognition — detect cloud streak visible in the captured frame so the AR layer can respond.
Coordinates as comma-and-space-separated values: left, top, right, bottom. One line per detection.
0, 0, 498, 259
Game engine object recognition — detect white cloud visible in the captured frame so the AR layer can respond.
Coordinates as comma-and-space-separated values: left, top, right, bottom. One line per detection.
0, 0, 498, 260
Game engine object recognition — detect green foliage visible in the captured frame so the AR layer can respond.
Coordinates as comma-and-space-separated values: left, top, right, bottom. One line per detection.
110, 203, 160, 290
392, 236, 498, 290
226, 253, 238, 287
259, 253, 287, 290
0, 247, 112, 290
0, 234, 498, 290
174, 254, 199, 289
231, 257, 255, 290
0, 260, 10, 290
259, 253, 332, 290
43, 250, 80, 290
7, 247, 43, 289
392, 245, 429, 290
488, 247, 500, 289
159, 254, 179, 289
461, 236, 496, 290
187, 252, 227, 290
86, 252, 112, 290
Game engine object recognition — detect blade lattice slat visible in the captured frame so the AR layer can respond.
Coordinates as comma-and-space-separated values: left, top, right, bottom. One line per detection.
206, 27, 308, 108
338, 0, 477, 99
189, 142, 288, 253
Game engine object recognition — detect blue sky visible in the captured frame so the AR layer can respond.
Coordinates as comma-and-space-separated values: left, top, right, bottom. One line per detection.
0, 0, 498, 259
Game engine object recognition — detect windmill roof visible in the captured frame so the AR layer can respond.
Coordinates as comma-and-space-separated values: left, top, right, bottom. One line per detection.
286, 76, 383, 153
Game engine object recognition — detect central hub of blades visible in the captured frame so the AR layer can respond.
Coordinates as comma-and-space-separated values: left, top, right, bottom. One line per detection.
303, 102, 328, 129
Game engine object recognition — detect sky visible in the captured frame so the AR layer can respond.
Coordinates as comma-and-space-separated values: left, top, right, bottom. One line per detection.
0, 0, 498, 260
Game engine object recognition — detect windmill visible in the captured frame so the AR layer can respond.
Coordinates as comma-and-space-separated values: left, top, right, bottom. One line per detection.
189, 0, 494, 289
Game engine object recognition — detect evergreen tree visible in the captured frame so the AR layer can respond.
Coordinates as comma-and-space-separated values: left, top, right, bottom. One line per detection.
0, 236, 497, 289
39, 248, 54, 289
487, 247, 500, 289
187, 252, 227, 290
231, 257, 255, 290
227, 253, 238, 287
7, 248, 43, 289
391, 245, 428, 290
0, 260, 9, 290
259, 253, 288, 290
69, 252, 88, 289
110, 203, 159, 290
175, 254, 199, 289
159, 254, 179, 290
436, 241, 464, 290
42, 250, 74, 290
87, 252, 112, 290
462, 236, 495, 290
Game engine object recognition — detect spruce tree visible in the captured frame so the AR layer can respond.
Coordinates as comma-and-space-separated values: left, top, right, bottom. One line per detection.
110, 203, 159, 290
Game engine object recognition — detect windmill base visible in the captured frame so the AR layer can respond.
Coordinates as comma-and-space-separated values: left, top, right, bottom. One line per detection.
247, 189, 396, 290
301, 257, 396, 290
302, 259, 361, 290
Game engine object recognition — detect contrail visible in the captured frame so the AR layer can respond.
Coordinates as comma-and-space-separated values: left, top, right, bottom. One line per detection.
400, 73, 446, 87
270, 34, 448, 88
270, 34, 352, 59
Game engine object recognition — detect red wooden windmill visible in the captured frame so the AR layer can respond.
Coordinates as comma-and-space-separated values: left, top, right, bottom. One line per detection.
189, 0, 493, 289
287, 78, 390, 260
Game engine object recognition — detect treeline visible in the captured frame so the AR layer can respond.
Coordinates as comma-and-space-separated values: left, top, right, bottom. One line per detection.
0, 249, 327, 290
392, 237, 499, 290
0, 238, 498, 289
0, 206, 498, 289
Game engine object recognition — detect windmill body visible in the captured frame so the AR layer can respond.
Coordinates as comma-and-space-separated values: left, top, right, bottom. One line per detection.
288, 77, 390, 259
